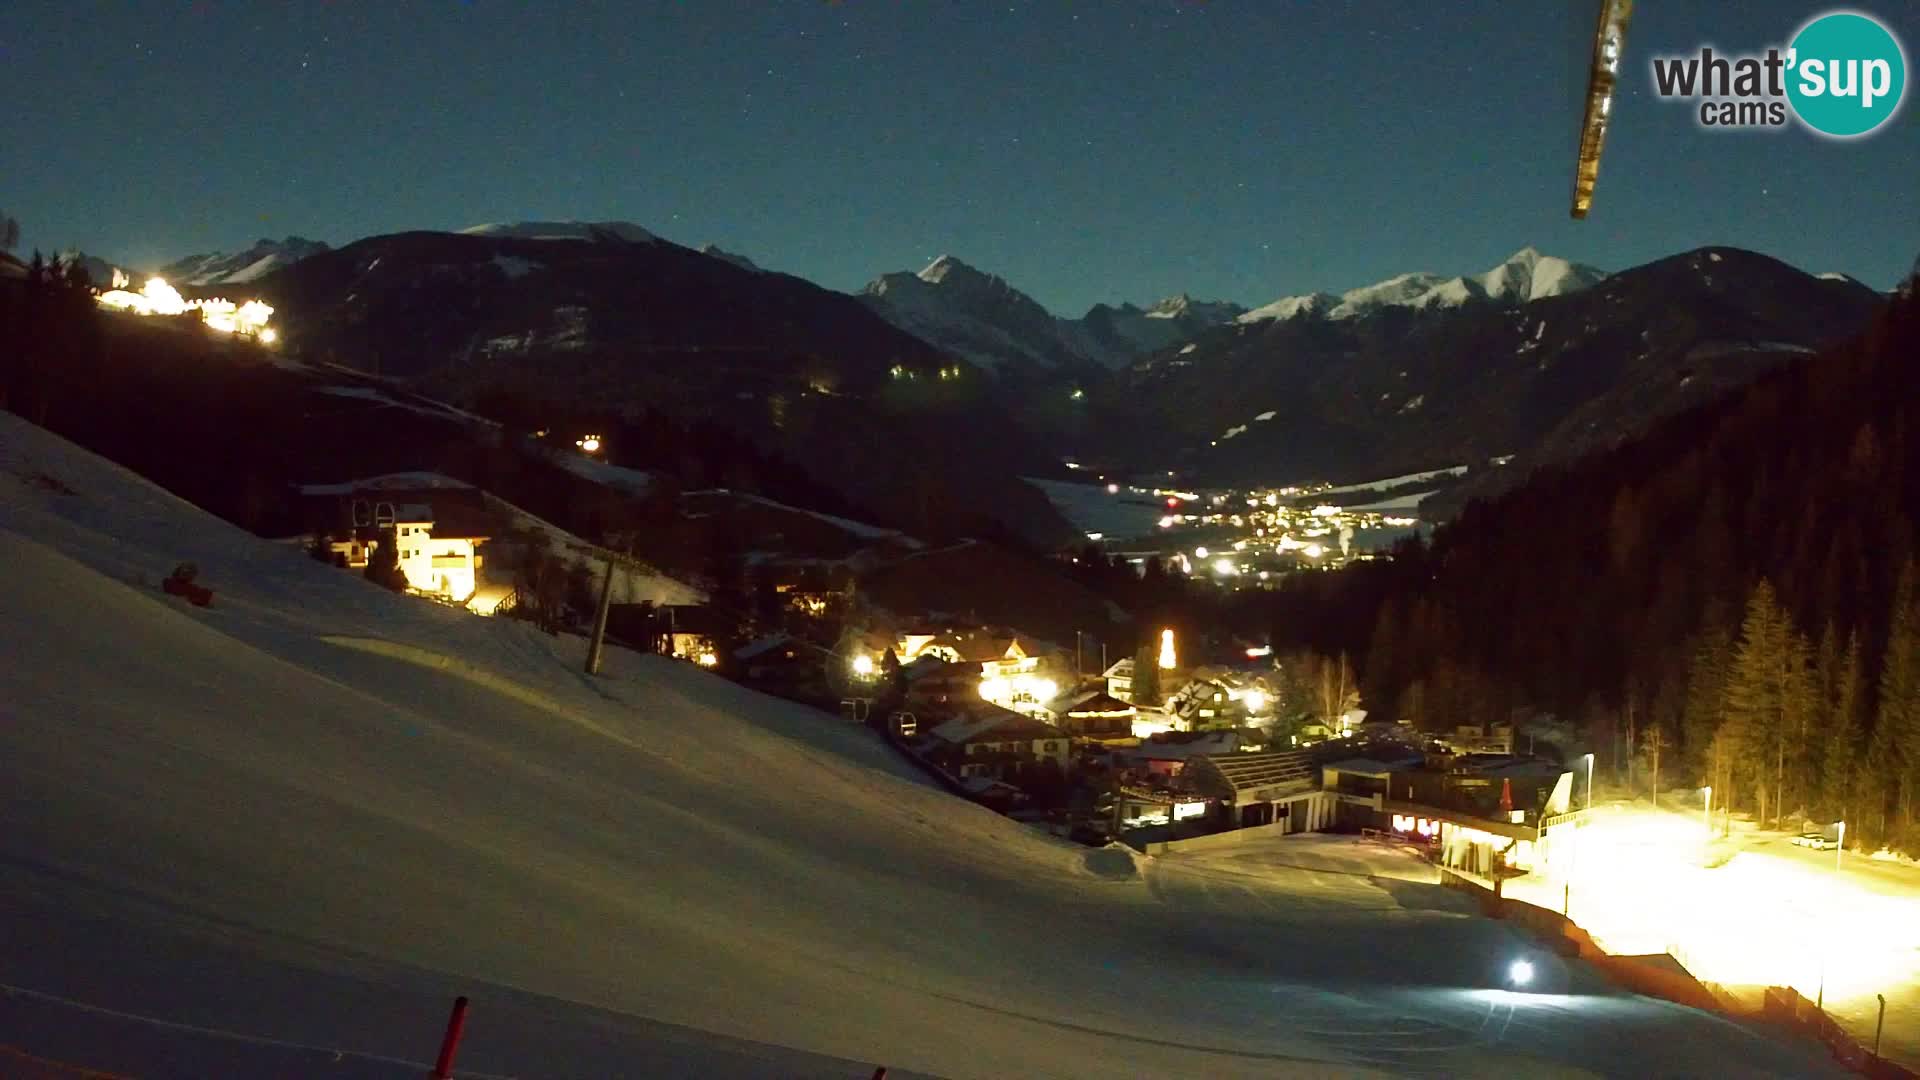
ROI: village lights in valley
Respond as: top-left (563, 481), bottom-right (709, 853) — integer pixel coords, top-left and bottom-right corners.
top-left (576, 435), bottom-right (603, 454)
top-left (96, 276), bottom-right (276, 339)
top-left (697, 652), bottom-right (718, 668)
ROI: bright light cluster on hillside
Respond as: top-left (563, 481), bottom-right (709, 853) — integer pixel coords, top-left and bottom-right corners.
top-left (96, 273), bottom-right (276, 341)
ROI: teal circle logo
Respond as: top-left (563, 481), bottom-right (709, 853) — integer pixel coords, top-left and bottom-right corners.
top-left (1786, 11), bottom-right (1907, 137)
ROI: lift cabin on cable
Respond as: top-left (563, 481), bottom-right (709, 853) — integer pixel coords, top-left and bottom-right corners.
top-left (1572, 0), bottom-right (1635, 219)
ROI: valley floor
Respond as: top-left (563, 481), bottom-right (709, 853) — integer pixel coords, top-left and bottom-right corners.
top-left (0, 413), bottom-right (1843, 1078)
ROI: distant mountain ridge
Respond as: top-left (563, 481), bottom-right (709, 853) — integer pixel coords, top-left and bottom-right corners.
top-left (1086, 245), bottom-right (1886, 491)
top-left (1238, 248), bottom-right (1607, 324)
top-left (243, 227), bottom-right (1080, 550)
top-left (859, 254), bottom-right (1246, 373)
top-left (160, 236), bottom-right (330, 286)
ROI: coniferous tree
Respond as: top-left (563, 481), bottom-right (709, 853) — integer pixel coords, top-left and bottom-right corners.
top-left (1877, 562), bottom-right (1920, 828)
top-left (364, 527), bottom-right (408, 592)
top-left (1724, 580), bottom-right (1815, 824)
top-left (1683, 616), bottom-right (1734, 783)
top-left (1132, 643), bottom-right (1161, 706)
top-left (1824, 631), bottom-right (1865, 828)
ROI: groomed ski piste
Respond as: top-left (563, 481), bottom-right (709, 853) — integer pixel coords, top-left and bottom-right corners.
top-left (0, 413), bottom-right (1841, 1078)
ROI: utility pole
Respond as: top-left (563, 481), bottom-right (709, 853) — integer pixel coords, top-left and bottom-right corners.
top-left (585, 557), bottom-right (616, 675)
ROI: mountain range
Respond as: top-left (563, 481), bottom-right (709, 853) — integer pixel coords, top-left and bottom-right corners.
top-left (160, 236), bottom-right (332, 286)
top-left (241, 224), bottom-right (1078, 549)
top-left (1236, 248), bottom-right (1608, 324)
top-left (859, 254), bottom-right (1247, 374)
top-left (1083, 246), bottom-right (1884, 491)
top-left (121, 221), bottom-right (1897, 543)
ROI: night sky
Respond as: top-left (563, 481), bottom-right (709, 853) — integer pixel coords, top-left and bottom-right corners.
top-left (5, 1), bottom-right (1914, 314)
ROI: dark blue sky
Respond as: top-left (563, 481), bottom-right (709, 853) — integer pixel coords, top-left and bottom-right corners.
top-left (4, 1), bottom-right (1914, 314)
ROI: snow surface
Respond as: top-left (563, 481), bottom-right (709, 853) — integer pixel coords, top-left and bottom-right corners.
top-left (548, 451), bottom-right (656, 499)
top-left (1345, 492), bottom-right (1429, 511)
top-left (1023, 478), bottom-right (1169, 543)
top-left (685, 489), bottom-right (918, 547)
top-left (297, 471), bottom-right (475, 495)
top-left (1238, 248), bottom-right (1606, 325)
top-left (0, 416), bottom-right (1841, 1077)
top-left (1315, 465), bottom-right (1468, 496)
top-left (224, 252), bottom-right (289, 283)
top-left (459, 220), bottom-right (659, 244)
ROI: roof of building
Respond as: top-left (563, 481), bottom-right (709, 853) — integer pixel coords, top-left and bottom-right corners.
top-left (1186, 749), bottom-right (1318, 803)
top-left (1321, 757), bottom-right (1421, 777)
top-left (929, 705), bottom-right (1065, 746)
top-left (1058, 689), bottom-right (1136, 716)
top-left (735, 634), bottom-right (799, 661)
top-left (1120, 731), bottom-right (1241, 761)
top-left (926, 628), bottom-right (1023, 664)
top-left (305, 484), bottom-right (501, 540)
top-left (1102, 657), bottom-right (1135, 680)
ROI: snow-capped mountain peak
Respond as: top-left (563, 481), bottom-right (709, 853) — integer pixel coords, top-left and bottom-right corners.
top-left (1143, 294), bottom-right (1245, 323)
top-left (1239, 248), bottom-right (1606, 325)
top-left (699, 244), bottom-right (761, 273)
top-left (1476, 246), bottom-right (1606, 303)
top-left (917, 253), bottom-right (979, 285)
top-left (1235, 292), bottom-right (1339, 324)
top-left (160, 236), bottom-right (329, 286)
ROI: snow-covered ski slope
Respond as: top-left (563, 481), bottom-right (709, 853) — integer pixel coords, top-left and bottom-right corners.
top-left (0, 414), bottom-right (1838, 1078)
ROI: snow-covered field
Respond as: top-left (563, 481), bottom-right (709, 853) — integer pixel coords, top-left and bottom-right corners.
top-left (1313, 466), bottom-right (1469, 497)
top-left (1023, 478), bottom-right (1168, 541)
top-left (0, 415), bottom-right (1840, 1077)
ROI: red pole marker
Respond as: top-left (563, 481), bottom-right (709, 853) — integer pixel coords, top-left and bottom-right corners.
top-left (432, 996), bottom-right (470, 1079)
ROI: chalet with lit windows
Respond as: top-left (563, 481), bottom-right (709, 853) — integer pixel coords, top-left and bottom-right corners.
top-left (605, 603), bottom-right (737, 663)
top-left (1164, 668), bottom-right (1275, 731)
top-left (734, 633), bottom-right (822, 696)
top-left (1053, 689), bottom-right (1138, 744)
top-left (920, 705), bottom-right (1072, 783)
top-left (1102, 657), bottom-right (1135, 702)
top-left (300, 483), bottom-right (495, 604)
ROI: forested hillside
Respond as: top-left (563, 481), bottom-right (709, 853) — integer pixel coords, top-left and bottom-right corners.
top-left (1267, 273), bottom-right (1920, 851)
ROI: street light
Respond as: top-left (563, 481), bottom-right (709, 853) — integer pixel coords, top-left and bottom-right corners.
top-left (1583, 753), bottom-right (1596, 811)
top-left (1836, 820), bottom-right (1846, 871)
top-left (1702, 785), bottom-right (1713, 836)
